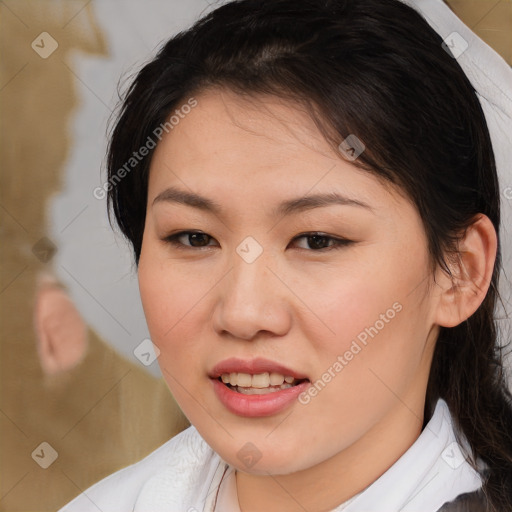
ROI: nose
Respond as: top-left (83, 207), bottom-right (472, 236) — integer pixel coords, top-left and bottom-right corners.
top-left (212, 249), bottom-right (292, 341)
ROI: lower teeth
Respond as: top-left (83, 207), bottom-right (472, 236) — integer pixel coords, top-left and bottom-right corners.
top-left (229, 383), bottom-right (295, 395)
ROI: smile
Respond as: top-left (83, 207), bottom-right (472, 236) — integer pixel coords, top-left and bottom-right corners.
top-left (209, 358), bottom-right (311, 417)
top-left (220, 372), bottom-right (304, 395)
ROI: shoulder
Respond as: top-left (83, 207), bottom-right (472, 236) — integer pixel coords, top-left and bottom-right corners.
top-left (437, 489), bottom-right (487, 512)
top-left (57, 426), bottom-right (213, 512)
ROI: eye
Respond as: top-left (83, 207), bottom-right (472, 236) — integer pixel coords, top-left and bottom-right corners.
top-left (164, 231), bottom-right (218, 249)
top-left (290, 232), bottom-right (353, 251)
top-left (163, 230), bottom-right (353, 252)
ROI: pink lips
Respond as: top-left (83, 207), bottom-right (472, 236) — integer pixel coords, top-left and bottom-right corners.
top-left (209, 357), bottom-right (310, 417)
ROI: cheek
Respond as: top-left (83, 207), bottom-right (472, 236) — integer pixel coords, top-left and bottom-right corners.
top-left (139, 242), bottom-right (198, 333)
top-left (306, 245), bottom-right (432, 376)
top-left (137, 250), bottom-right (215, 381)
top-left (307, 267), bottom-right (414, 341)
top-left (293, 277), bottom-right (430, 452)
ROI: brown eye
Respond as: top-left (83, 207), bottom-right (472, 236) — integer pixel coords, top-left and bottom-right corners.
top-left (291, 232), bottom-right (353, 251)
top-left (165, 231), bottom-right (218, 249)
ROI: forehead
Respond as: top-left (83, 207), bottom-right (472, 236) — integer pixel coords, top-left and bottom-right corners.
top-left (147, 88), bottom-right (404, 212)
top-left (154, 88), bottom-right (334, 165)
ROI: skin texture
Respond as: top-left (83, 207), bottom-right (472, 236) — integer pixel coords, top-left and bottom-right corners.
top-left (137, 88), bottom-right (496, 511)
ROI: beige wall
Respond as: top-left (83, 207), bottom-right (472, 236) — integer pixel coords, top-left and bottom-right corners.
top-left (0, 3), bottom-right (189, 511)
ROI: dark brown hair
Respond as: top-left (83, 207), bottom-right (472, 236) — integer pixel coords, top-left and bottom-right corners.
top-left (106, 0), bottom-right (512, 509)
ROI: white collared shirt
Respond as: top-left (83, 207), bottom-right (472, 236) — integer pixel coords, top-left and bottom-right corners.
top-left (210, 464), bottom-right (362, 511)
top-left (58, 399), bottom-right (482, 512)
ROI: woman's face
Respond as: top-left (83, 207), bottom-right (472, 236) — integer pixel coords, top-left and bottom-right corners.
top-left (138, 88), bottom-right (442, 475)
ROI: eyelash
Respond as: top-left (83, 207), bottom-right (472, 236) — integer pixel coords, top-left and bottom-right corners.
top-left (163, 231), bottom-right (354, 252)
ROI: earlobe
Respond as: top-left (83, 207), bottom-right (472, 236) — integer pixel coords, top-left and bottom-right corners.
top-left (434, 214), bottom-right (497, 328)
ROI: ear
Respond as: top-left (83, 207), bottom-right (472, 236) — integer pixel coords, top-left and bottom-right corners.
top-left (33, 274), bottom-right (89, 375)
top-left (433, 214), bottom-right (497, 328)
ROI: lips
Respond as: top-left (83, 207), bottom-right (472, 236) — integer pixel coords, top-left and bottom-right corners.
top-left (209, 357), bottom-right (311, 417)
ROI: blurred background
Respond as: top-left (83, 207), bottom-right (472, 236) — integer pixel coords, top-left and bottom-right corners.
top-left (0, 1), bottom-right (511, 511)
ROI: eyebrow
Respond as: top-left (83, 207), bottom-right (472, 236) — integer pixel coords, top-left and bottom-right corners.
top-left (152, 186), bottom-right (373, 217)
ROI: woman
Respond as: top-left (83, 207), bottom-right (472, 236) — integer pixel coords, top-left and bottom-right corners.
top-left (59, 0), bottom-right (512, 510)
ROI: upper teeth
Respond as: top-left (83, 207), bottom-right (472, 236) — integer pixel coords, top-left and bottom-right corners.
top-left (221, 372), bottom-right (296, 388)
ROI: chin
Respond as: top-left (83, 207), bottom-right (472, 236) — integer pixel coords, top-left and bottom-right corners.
top-left (230, 456), bottom-right (304, 476)
top-left (212, 436), bottom-right (313, 476)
